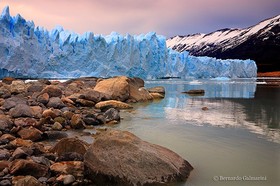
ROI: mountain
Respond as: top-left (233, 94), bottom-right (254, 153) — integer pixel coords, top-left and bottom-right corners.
top-left (0, 6), bottom-right (257, 79)
top-left (167, 15), bottom-right (280, 72)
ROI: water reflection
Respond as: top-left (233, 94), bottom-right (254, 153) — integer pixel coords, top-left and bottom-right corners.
top-left (145, 79), bottom-right (280, 143)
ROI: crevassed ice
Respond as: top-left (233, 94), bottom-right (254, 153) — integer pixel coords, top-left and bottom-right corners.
top-left (0, 6), bottom-right (257, 79)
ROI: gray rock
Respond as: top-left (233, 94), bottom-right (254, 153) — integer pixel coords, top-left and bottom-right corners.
top-left (104, 108), bottom-right (120, 122)
top-left (9, 104), bottom-right (34, 118)
top-left (46, 97), bottom-right (65, 109)
top-left (63, 174), bottom-right (76, 185)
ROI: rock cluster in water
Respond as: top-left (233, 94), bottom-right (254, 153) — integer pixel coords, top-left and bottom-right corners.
top-left (0, 76), bottom-right (193, 185)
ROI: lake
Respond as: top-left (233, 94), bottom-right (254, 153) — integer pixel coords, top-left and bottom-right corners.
top-left (114, 78), bottom-right (280, 186)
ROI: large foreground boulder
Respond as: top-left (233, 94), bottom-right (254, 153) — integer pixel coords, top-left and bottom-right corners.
top-left (84, 130), bottom-right (193, 185)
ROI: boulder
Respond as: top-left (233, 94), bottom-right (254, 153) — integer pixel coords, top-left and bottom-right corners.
top-left (0, 149), bottom-right (10, 160)
top-left (2, 96), bottom-right (27, 110)
top-left (46, 97), bottom-right (65, 109)
top-left (17, 127), bottom-right (43, 141)
top-left (95, 100), bottom-right (133, 109)
top-left (75, 98), bottom-right (95, 107)
top-left (27, 83), bottom-right (44, 93)
top-left (94, 76), bottom-right (129, 101)
top-left (42, 109), bottom-right (57, 118)
top-left (70, 114), bottom-right (85, 129)
top-left (9, 159), bottom-right (49, 178)
top-left (10, 80), bottom-right (26, 94)
top-left (52, 122), bottom-right (63, 131)
top-left (150, 92), bottom-right (165, 99)
top-left (40, 85), bottom-right (63, 98)
top-left (14, 118), bottom-right (38, 127)
top-left (50, 138), bottom-right (89, 156)
top-left (147, 86), bottom-right (165, 95)
top-left (36, 92), bottom-right (49, 104)
top-left (50, 161), bottom-right (84, 178)
top-left (84, 130), bottom-right (193, 185)
top-left (10, 138), bottom-right (33, 148)
top-left (127, 78), bottom-right (153, 102)
top-left (12, 147), bottom-right (33, 159)
top-left (9, 104), bottom-right (34, 118)
top-left (104, 108), bottom-right (120, 122)
top-left (83, 89), bottom-right (107, 102)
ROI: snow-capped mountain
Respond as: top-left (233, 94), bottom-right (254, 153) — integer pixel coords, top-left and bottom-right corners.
top-left (167, 15), bottom-right (280, 72)
top-left (0, 6), bottom-right (257, 79)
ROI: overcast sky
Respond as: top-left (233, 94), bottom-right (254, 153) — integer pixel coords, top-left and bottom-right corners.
top-left (1, 0), bottom-right (279, 38)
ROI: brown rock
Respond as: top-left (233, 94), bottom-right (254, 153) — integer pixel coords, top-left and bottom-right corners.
top-left (84, 130), bottom-right (193, 185)
top-left (127, 78), bottom-right (153, 102)
top-left (51, 138), bottom-right (89, 156)
top-left (10, 138), bottom-right (33, 147)
top-left (10, 80), bottom-right (27, 94)
top-left (75, 98), bottom-right (95, 107)
top-left (2, 96), bottom-right (27, 110)
top-left (0, 149), bottom-right (10, 160)
top-left (183, 89), bottom-right (205, 96)
top-left (12, 147), bottom-right (33, 159)
top-left (150, 92), bottom-right (165, 99)
top-left (0, 114), bottom-right (13, 131)
top-left (50, 161), bottom-right (84, 178)
top-left (42, 109), bottom-right (57, 119)
top-left (147, 86), bottom-right (165, 95)
top-left (83, 89), bottom-right (107, 102)
top-left (0, 133), bottom-right (16, 141)
top-left (17, 127), bottom-right (43, 141)
top-left (2, 77), bottom-right (15, 85)
top-left (14, 118), bottom-right (38, 127)
top-left (94, 76), bottom-right (129, 101)
top-left (30, 106), bottom-right (43, 118)
top-left (13, 175), bottom-right (44, 186)
top-left (0, 160), bottom-right (9, 171)
top-left (27, 83), bottom-right (44, 93)
top-left (95, 100), bottom-right (133, 109)
top-left (40, 85), bottom-right (63, 98)
top-left (51, 122), bottom-right (63, 131)
top-left (37, 92), bottom-right (49, 104)
top-left (70, 114), bottom-right (85, 129)
top-left (9, 159), bottom-right (49, 178)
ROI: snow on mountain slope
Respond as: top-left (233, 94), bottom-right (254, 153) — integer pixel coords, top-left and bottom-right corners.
top-left (167, 15), bottom-right (280, 53)
top-left (167, 15), bottom-right (280, 71)
top-left (0, 6), bottom-right (257, 79)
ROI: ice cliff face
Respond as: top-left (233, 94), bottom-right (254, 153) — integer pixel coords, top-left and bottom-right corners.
top-left (0, 6), bottom-right (257, 79)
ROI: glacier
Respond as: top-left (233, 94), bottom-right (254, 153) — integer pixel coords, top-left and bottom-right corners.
top-left (0, 6), bottom-right (257, 79)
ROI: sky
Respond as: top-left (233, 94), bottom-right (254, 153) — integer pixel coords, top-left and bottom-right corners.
top-left (0, 0), bottom-right (279, 38)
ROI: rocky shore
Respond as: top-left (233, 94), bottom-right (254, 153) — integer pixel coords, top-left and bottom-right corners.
top-left (0, 76), bottom-right (193, 185)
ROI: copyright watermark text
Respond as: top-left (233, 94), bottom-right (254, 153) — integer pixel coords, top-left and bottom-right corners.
top-left (213, 175), bottom-right (267, 182)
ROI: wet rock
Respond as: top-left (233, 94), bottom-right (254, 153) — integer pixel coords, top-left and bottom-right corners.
top-left (70, 114), bottom-right (85, 129)
top-left (36, 92), bottom-right (49, 104)
top-left (183, 89), bottom-right (205, 96)
top-left (13, 175), bottom-right (44, 186)
top-left (9, 104), bottom-right (34, 118)
top-left (50, 161), bottom-right (84, 178)
top-left (52, 122), bottom-right (63, 131)
top-left (46, 97), bottom-right (65, 109)
top-left (147, 86), bottom-right (165, 95)
top-left (96, 114), bottom-right (106, 124)
top-left (84, 130), bottom-right (193, 185)
top-left (128, 78), bottom-right (153, 102)
top-left (94, 76), bottom-right (130, 101)
top-left (51, 138), bottom-right (89, 156)
top-left (83, 114), bottom-right (99, 126)
top-left (150, 92), bottom-right (165, 99)
top-left (95, 100), bottom-right (133, 109)
top-left (9, 159), bottom-right (49, 178)
top-left (56, 152), bottom-right (84, 162)
top-left (43, 131), bottom-right (68, 140)
top-left (17, 127), bottom-right (43, 142)
top-left (40, 85), bottom-right (63, 98)
top-left (104, 108), bottom-right (120, 123)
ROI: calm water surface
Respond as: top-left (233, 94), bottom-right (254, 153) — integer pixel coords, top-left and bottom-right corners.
top-left (114, 79), bottom-right (280, 186)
